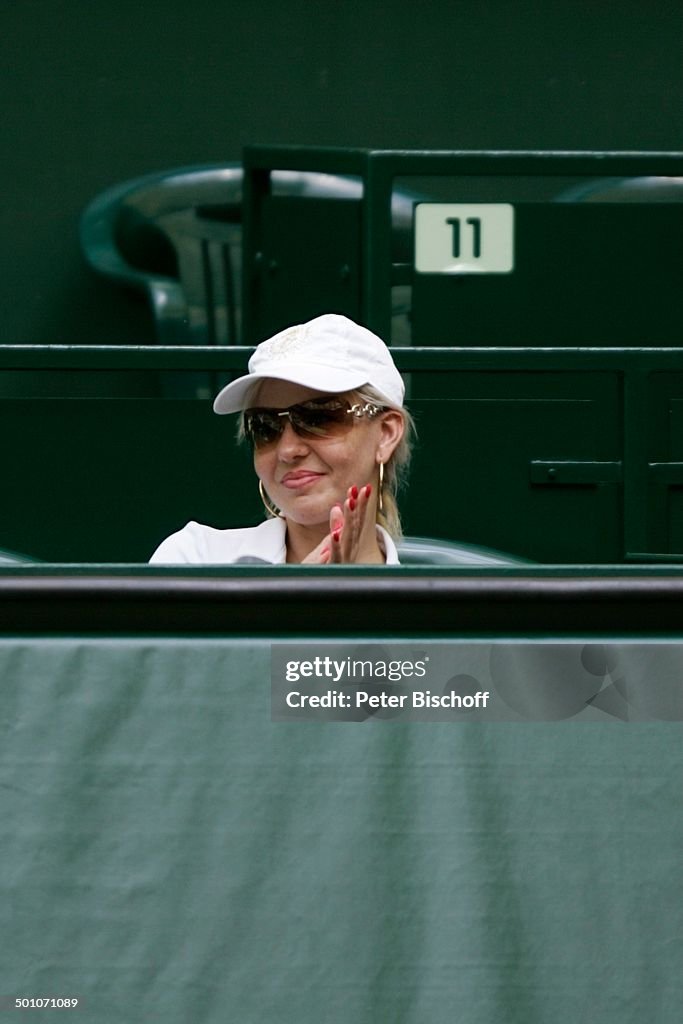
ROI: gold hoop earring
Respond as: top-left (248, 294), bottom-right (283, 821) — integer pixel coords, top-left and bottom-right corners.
top-left (378, 461), bottom-right (384, 514)
top-left (259, 479), bottom-right (284, 519)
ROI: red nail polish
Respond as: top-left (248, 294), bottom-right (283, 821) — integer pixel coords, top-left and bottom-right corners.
top-left (333, 530), bottom-right (341, 543)
top-left (365, 484), bottom-right (372, 496)
top-left (351, 486), bottom-right (359, 499)
top-left (349, 498), bottom-right (356, 511)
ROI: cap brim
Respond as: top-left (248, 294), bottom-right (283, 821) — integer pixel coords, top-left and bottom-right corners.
top-left (213, 364), bottom-right (376, 414)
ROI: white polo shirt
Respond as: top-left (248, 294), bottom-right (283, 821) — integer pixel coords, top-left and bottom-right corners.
top-left (149, 517), bottom-right (400, 565)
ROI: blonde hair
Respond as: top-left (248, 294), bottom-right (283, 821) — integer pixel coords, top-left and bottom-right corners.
top-left (351, 387), bottom-right (415, 541)
top-left (238, 385), bottom-right (416, 540)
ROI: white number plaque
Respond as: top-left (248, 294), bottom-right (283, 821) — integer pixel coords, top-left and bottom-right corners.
top-left (414, 203), bottom-right (515, 274)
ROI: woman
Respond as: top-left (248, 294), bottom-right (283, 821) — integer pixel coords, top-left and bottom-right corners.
top-left (150, 314), bottom-right (413, 565)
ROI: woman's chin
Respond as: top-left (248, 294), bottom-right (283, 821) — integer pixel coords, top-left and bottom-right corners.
top-left (284, 513), bottom-right (329, 531)
top-left (279, 501), bottom-right (331, 530)
top-left (275, 490), bottom-right (331, 523)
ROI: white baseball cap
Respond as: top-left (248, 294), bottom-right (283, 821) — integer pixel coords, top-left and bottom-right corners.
top-left (213, 314), bottom-right (405, 413)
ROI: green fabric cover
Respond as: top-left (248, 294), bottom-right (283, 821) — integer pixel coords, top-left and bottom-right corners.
top-left (1, 639), bottom-right (680, 1023)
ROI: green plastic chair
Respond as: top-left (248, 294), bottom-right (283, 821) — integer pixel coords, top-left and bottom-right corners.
top-left (80, 164), bottom-right (419, 346)
top-left (397, 536), bottom-right (532, 566)
top-left (557, 175), bottom-right (683, 203)
top-left (0, 547), bottom-right (40, 565)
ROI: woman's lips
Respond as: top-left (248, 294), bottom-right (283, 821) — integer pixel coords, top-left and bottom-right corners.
top-left (280, 471), bottom-right (324, 489)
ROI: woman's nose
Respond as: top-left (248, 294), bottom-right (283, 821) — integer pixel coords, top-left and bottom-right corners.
top-left (276, 420), bottom-right (309, 458)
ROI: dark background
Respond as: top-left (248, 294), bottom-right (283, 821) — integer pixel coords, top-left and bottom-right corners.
top-left (2, 0), bottom-right (682, 345)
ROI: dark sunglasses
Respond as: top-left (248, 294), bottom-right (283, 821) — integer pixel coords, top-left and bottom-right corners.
top-left (243, 397), bottom-right (385, 449)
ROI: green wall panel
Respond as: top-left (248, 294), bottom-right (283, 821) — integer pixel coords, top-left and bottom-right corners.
top-left (408, 371), bottom-right (621, 561)
top-left (411, 204), bottom-right (683, 347)
top-left (5, 349), bottom-right (683, 565)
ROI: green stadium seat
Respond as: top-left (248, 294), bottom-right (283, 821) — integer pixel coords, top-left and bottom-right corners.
top-left (397, 536), bottom-right (532, 565)
top-left (80, 164), bottom-right (419, 346)
top-left (0, 546), bottom-right (40, 564)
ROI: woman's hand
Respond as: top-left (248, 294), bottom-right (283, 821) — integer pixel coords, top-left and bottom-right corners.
top-left (300, 484), bottom-right (373, 564)
top-left (329, 484), bottom-right (373, 564)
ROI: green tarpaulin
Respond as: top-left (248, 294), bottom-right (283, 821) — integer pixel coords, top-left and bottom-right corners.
top-left (1, 638), bottom-right (680, 1023)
